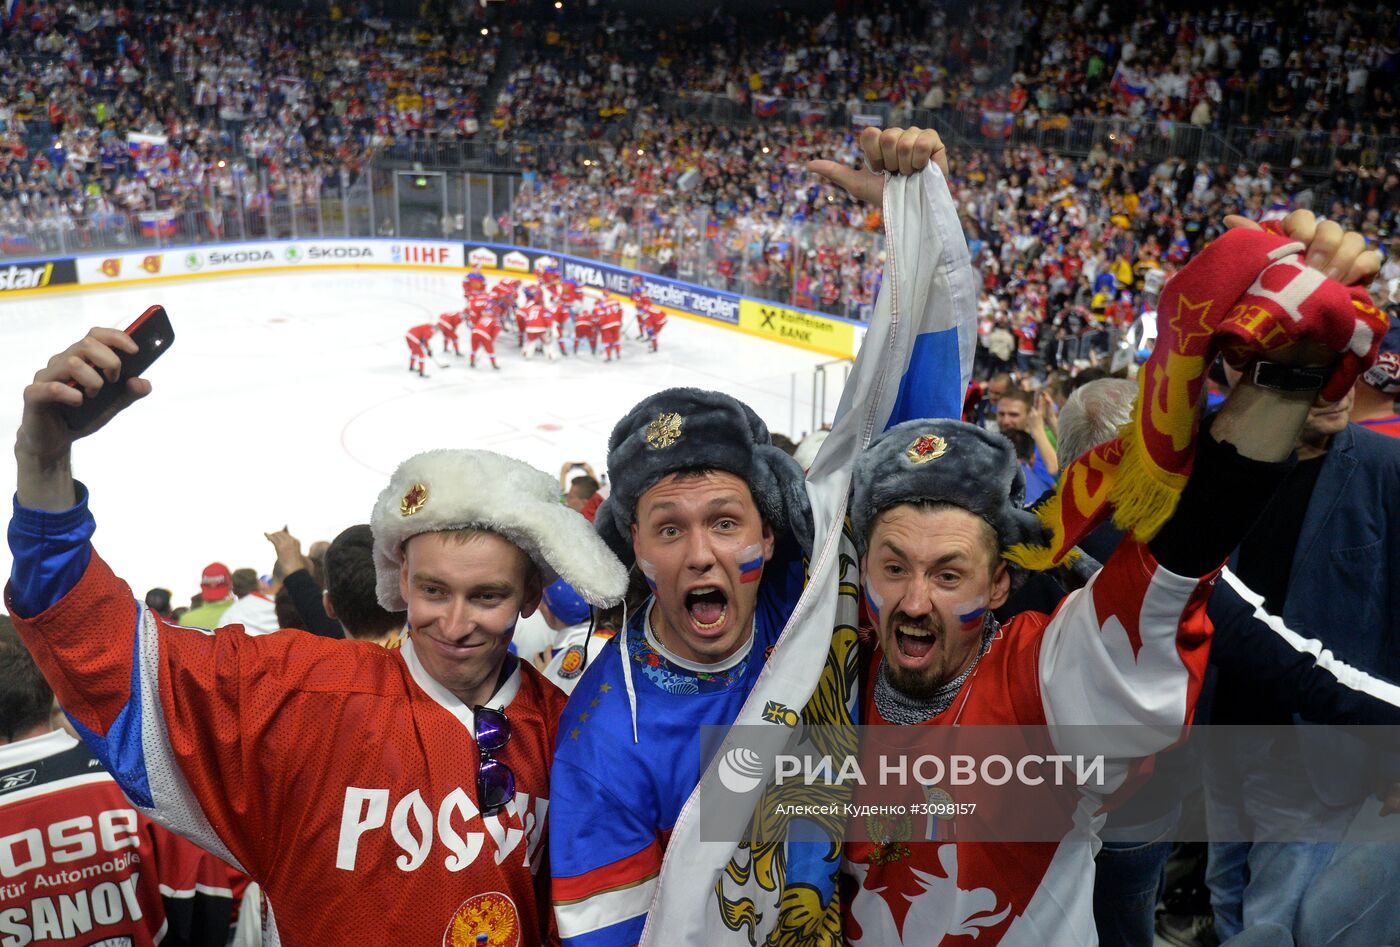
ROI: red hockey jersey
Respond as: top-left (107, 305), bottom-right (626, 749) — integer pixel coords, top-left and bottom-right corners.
top-left (596, 300), bottom-right (623, 331)
top-left (843, 539), bottom-right (1214, 946)
top-left (12, 553), bottom-right (567, 946)
top-left (0, 729), bottom-right (233, 946)
top-left (521, 303), bottom-right (550, 335)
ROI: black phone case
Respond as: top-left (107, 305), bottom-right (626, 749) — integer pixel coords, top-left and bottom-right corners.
top-left (59, 307), bottom-right (175, 431)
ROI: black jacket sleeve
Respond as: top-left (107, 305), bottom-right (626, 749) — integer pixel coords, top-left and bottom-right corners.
top-left (283, 568), bottom-right (342, 639)
top-left (1148, 424), bottom-right (1295, 577)
top-left (1209, 571), bottom-right (1400, 729)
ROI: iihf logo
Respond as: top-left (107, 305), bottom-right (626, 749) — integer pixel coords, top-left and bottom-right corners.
top-left (717, 746), bottom-right (765, 794)
top-left (390, 244), bottom-right (403, 263)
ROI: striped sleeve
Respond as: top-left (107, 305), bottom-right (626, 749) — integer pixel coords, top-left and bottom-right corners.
top-left (550, 757), bottom-right (662, 947)
top-left (1213, 569), bottom-right (1400, 726)
top-left (1037, 538), bottom-right (1215, 760)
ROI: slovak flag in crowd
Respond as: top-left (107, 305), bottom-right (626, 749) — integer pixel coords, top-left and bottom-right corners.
top-left (752, 95), bottom-right (782, 118)
top-left (798, 106), bottom-right (827, 126)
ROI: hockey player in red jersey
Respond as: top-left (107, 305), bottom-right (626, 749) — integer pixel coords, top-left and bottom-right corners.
top-left (405, 322), bottom-right (437, 376)
top-left (494, 278), bottom-right (522, 344)
top-left (638, 300), bottom-right (667, 353)
top-left (0, 629), bottom-right (235, 947)
top-left (520, 290), bottom-right (554, 360)
top-left (437, 310), bottom-right (464, 357)
top-left (573, 297), bottom-right (599, 356)
top-left (7, 327), bottom-right (632, 944)
top-left (597, 297), bottom-right (624, 361)
top-left (462, 268), bottom-right (486, 300)
top-left (630, 279), bottom-right (651, 339)
top-left (468, 293), bottom-right (501, 369)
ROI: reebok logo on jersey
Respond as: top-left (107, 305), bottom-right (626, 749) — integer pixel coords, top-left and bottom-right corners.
top-left (0, 769), bottom-right (36, 793)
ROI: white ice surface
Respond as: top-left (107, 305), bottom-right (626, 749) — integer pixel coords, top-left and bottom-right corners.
top-left (0, 269), bottom-right (842, 621)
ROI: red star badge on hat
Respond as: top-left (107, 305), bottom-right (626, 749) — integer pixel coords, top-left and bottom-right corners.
top-left (906, 433), bottom-right (948, 464)
top-left (400, 482), bottom-right (428, 516)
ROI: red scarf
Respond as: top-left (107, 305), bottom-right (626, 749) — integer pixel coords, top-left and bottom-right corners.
top-left (1008, 224), bottom-right (1389, 570)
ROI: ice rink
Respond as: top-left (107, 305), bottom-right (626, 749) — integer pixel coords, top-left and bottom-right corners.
top-left (0, 269), bottom-right (843, 611)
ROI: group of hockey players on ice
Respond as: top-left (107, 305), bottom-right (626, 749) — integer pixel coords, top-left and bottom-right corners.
top-left (404, 266), bottom-right (668, 377)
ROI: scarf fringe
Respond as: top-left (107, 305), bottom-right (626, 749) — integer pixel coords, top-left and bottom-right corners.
top-left (1106, 399), bottom-right (1192, 542)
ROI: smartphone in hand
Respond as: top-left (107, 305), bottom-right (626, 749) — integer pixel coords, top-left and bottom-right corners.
top-left (59, 305), bottom-right (174, 431)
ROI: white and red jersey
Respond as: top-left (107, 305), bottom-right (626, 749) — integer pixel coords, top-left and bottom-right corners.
top-left (469, 299), bottom-right (500, 339)
top-left (639, 302), bottom-right (667, 333)
top-left (493, 279), bottom-right (521, 304)
top-left (405, 322), bottom-right (435, 354)
top-left (558, 280), bottom-right (582, 306)
top-left (10, 553), bottom-right (566, 945)
top-left (0, 729), bottom-right (234, 946)
top-left (574, 306), bottom-right (597, 336)
top-left (437, 311), bottom-right (463, 336)
top-left (596, 299), bottom-right (623, 334)
top-left (844, 538), bottom-right (1214, 946)
top-left (462, 272), bottom-right (486, 298)
top-left (521, 303), bottom-right (550, 337)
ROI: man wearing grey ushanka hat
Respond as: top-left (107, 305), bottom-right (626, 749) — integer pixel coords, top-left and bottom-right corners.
top-left (550, 386), bottom-right (823, 935)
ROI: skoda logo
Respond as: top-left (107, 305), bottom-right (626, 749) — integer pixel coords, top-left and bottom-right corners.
top-left (285, 245), bottom-right (302, 263)
top-left (184, 252), bottom-right (203, 271)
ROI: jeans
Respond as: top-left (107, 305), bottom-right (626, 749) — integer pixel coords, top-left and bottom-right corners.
top-left (1295, 799), bottom-right (1400, 947)
top-left (1093, 804), bottom-right (1180, 947)
top-left (1203, 731), bottom-right (1352, 940)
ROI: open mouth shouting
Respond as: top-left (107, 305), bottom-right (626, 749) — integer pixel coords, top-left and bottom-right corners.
top-left (684, 585), bottom-right (730, 635)
top-left (893, 620), bottom-right (938, 663)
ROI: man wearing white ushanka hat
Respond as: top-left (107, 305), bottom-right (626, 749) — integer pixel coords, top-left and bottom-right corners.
top-left (7, 326), bottom-right (630, 946)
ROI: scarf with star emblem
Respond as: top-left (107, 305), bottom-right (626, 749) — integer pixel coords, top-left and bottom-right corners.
top-left (1007, 223), bottom-right (1389, 571)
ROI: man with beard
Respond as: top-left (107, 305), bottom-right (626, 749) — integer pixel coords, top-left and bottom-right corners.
top-left (839, 218), bottom-right (1382, 944)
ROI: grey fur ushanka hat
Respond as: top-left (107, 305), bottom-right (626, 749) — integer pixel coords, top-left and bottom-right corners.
top-left (852, 419), bottom-right (1050, 564)
top-left (595, 388), bottom-right (813, 566)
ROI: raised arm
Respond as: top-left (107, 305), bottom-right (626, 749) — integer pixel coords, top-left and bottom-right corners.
top-left (1037, 216), bottom-right (1382, 751)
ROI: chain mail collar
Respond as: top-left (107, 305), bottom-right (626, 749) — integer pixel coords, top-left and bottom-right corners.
top-left (873, 617), bottom-right (997, 725)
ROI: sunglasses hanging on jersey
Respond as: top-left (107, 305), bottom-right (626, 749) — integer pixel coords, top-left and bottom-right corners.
top-left (474, 705), bottom-right (515, 816)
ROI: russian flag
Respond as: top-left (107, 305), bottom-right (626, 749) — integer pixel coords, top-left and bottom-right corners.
top-left (979, 110), bottom-right (1013, 140)
top-left (1111, 66), bottom-right (1148, 98)
top-left (752, 96), bottom-right (781, 119)
top-left (798, 106), bottom-right (826, 126)
top-left (3, 0), bottom-right (21, 27)
top-left (738, 545), bottom-right (764, 584)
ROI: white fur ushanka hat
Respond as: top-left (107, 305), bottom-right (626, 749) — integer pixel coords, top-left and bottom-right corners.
top-left (371, 449), bottom-right (628, 611)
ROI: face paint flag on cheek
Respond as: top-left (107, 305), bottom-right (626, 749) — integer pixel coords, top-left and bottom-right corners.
top-left (737, 543), bottom-right (765, 584)
top-left (955, 599), bottom-right (988, 632)
top-left (863, 582), bottom-right (883, 623)
top-left (639, 559), bottom-right (659, 593)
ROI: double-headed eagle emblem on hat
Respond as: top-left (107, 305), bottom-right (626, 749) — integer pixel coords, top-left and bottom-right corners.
top-left (645, 411), bottom-right (684, 450)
